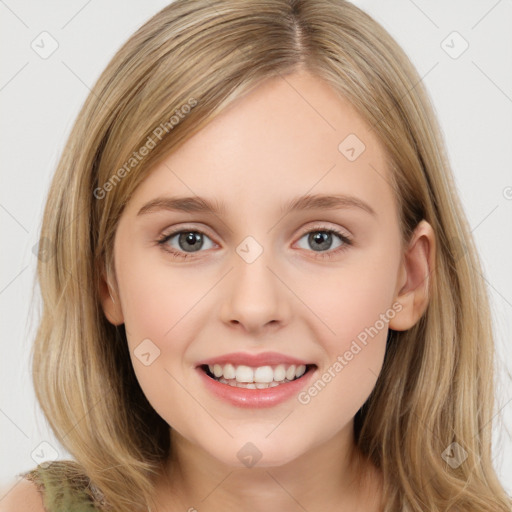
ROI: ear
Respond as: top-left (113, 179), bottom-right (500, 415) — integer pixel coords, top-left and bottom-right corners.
top-left (98, 263), bottom-right (125, 326)
top-left (389, 219), bottom-right (436, 331)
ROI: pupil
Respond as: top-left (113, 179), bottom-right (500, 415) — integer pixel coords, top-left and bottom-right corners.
top-left (310, 232), bottom-right (331, 251)
top-left (180, 232), bottom-right (202, 252)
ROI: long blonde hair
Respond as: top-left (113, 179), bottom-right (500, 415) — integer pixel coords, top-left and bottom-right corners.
top-left (31, 1), bottom-right (511, 510)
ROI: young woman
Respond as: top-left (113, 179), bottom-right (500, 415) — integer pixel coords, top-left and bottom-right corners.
top-left (2, 0), bottom-right (511, 510)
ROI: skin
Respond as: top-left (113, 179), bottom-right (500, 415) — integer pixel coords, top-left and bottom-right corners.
top-left (100, 69), bottom-right (435, 511)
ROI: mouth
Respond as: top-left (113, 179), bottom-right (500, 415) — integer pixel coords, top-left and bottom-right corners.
top-left (199, 363), bottom-right (318, 389)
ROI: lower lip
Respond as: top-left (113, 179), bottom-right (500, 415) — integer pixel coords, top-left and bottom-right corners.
top-left (196, 366), bottom-right (317, 408)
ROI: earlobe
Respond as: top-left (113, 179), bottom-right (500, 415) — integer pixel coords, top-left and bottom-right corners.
top-left (98, 266), bottom-right (125, 326)
top-left (389, 220), bottom-right (436, 331)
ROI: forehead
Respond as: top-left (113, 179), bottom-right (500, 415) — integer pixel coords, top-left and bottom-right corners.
top-left (125, 70), bottom-right (395, 220)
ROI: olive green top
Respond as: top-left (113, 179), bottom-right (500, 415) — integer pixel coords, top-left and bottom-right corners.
top-left (20, 460), bottom-right (105, 511)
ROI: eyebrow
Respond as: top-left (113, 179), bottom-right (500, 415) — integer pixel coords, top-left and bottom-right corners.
top-left (137, 193), bottom-right (376, 217)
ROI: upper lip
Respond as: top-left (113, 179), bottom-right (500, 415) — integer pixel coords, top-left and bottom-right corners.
top-left (196, 351), bottom-right (314, 368)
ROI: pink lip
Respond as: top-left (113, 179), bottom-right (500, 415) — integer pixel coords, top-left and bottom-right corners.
top-left (195, 351), bottom-right (312, 368)
top-left (196, 365), bottom-right (317, 408)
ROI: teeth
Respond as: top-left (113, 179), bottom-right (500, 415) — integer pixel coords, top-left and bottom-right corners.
top-left (254, 366), bottom-right (274, 383)
top-left (295, 364), bottom-right (306, 378)
top-left (218, 378), bottom-right (286, 389)
top-left (223, 363), bottom-right (236, 379)
top-left (236, 365), bottom-right (254, 383)
top-left (206, 362), bottom-right (308, 384)
top-left (273, 364), bottom-right (286, 381)
top-left (285, 365), bottom-right (296, 380)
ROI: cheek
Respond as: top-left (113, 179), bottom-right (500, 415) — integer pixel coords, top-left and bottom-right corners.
top-left (117, 249), bottom-right (205, 342)
top-left (115, 249), bottom-right (215, 421)
top-left (301, 248), bottom-right (398, 352)
top-left (293, 248), bottom-right (398, 415)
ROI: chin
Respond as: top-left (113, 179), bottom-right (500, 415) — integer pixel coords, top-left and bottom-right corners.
top-left (209, 436), bottom-right (306, 470)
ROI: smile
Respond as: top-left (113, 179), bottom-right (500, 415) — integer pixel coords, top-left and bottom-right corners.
top-left (196, 362), bottom-right (318, 408)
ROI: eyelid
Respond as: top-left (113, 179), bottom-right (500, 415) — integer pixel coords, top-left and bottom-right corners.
top-left (297, 221), bottom-right (352, 238)
top-left (159, 223), bottom-right (217, 241)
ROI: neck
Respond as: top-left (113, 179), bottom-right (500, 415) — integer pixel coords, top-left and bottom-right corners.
top-left (152, 422), bottom-right (383, 512)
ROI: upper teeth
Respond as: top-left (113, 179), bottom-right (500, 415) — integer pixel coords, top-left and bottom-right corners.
top-left (208, 363), bottom-right (307, 383)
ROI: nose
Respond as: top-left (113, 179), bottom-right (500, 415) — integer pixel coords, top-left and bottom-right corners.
top-left (219, 245), bottom-right (291, 335)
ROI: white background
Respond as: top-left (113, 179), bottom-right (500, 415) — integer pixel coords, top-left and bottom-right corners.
top-left (1, 0), bottom-right (511, 497)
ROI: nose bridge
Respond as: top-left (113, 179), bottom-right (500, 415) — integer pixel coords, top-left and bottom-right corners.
top-left (219, 234), bottom-right (289, 331)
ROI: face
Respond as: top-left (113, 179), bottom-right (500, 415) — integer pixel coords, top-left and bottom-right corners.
top-left (101, 70), bottom-right (423, 469)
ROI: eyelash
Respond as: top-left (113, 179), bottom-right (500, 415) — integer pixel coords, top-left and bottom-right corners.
top-left (156, 226), bottom-right (353, 261)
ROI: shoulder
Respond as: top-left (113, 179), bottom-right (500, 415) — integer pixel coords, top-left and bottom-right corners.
top-left (0, 477), bottom-right (46, 512)
top-left (0, 460), bottom-right (104, 512)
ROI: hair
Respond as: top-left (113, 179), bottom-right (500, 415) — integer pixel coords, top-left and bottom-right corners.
top-left (30, 0), bottom-right (511, 511)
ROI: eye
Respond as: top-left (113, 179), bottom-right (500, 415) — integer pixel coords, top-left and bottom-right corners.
top-left (157, 229), bottom-right (216, 259)
top-left (295, 227), bottom-right (352, 259)
top-left (156, 225), bottom-right (353, 261)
